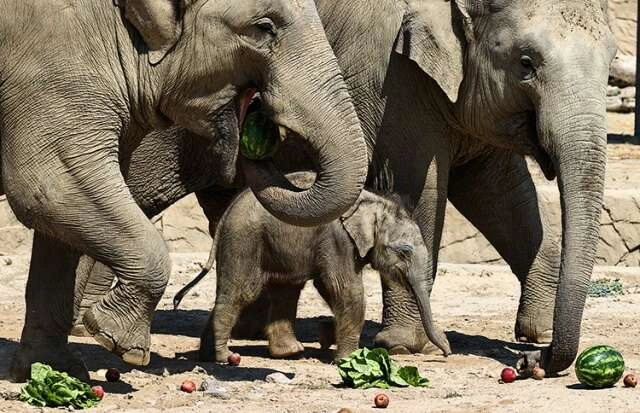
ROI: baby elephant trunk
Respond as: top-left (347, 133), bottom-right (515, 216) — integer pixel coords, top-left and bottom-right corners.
top-left (406, 251), bottom-right (451, 356)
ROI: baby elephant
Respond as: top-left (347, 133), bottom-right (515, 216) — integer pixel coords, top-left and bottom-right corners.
top-left (197, 172), bottom-right (450, 362)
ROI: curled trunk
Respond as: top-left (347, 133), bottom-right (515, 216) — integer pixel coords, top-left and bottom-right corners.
top-left (241, 1), bottom-right (368, 227)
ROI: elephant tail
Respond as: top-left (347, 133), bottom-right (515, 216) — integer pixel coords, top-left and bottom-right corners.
top-left (172, 243), bottom-right (216, 310)
top-left (172, 190), bottom-right (244, 310)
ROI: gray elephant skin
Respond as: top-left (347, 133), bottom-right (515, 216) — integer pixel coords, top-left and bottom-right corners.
top-left (74, 0), bottom-right (616, 376)
top-left (193, 172), bottom-right (450, 362)
top-left (0, 0), bottom-right (368, 382)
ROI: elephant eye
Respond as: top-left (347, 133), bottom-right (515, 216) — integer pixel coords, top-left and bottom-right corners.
top-left (520, 55), bottom-right (536, 81)
top-left (255, 18), bottom-right (276, 37)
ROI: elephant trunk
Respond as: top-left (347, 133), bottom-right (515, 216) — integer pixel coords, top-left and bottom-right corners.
top-left (537, 82), bottom-right (607, 374)
top-left (241, 1), bottom-right (368, 227)
top-left (406, 249), bottom-right (451, 356)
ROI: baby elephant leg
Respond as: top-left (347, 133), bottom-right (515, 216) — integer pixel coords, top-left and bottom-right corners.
top-left (265, 284), bottom-right (305, 358)
top-left (200, 267), bottom-right (263, 362)
top-left (314, 276), bottom-right (365, 360)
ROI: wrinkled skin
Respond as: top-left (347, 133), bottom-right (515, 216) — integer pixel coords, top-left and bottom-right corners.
top-left (0, 0), bottom-right (367, 382)
top-left (195, 172), bottom-right (449, 362)
top-left (75, 0), bottom-right (616, 375)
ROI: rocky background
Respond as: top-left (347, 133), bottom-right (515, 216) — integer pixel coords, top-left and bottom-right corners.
top-left (0, 1), bottom-right (638, 266)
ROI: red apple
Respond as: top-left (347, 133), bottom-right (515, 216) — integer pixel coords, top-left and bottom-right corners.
top-left (180, 380), bottom-right (196, 393)
top-left (374, 393), bottom-right (389, 408)
top-left (227, 352), bottom-right (241, 366)
top-left (500, 367), bottom-right (517, 383)
top-left (105, 367), bottom-right (120, 382)
top-left (624, 373), bottom-right (637, 388)
top-left (91, 385), bottom-right (105, 399)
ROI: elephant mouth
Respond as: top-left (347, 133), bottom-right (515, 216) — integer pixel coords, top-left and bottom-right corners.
top-left (526, 111), bottom-right (556, 181)
top-left (236, 88), bottom-right (259, 132)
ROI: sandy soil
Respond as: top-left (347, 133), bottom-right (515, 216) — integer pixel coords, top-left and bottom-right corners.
top-left (0, 254), bottom-right (638, 413)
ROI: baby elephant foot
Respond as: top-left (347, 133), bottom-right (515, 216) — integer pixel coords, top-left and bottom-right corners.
top-left (83, 305), bottom-right (151, 366)
top-left (10, 341), bottom-right (89, 383)
top-left (269, 337), bottom-right (304, 358)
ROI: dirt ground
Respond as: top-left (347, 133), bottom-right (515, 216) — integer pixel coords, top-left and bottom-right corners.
top-left (0, 113), bottom-right (638, 412)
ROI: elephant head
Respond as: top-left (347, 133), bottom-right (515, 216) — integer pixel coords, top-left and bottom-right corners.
top-left (341, 192), bottom-right (452, 356)
top-left (117, 0), bottom-right (368, 226)
top-left (394, 0), bottom-right (616, 373)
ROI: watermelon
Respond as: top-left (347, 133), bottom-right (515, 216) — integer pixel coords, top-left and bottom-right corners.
top-left (575, 345), bottom-right (625, 388)
top-left (240, 111), bottom-right (280, 160)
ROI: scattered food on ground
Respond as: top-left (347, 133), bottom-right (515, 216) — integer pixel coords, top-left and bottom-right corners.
top-left (623, 373), bottom-right (637, 388)
top-left (105, 367), bottom-right (120, 382)
top-left (500, 367), bottom-right (517, 384)
top-left (374, 393), bottom-right (390, 408)
top-left (227, 352), bottom-right (241, 366)
top-left (180, 380), bottom-right (197, 393)
top-left (575, 345), bottom-right (625, 389)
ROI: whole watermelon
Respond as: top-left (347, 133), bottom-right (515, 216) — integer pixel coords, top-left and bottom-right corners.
top-left (575, 345), bottom-right (624, 388)
top-left (240, 111), bottom-right (280, 160)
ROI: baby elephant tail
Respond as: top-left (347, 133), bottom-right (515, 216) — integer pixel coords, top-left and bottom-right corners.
top-left (173, 241), bottom-right (216, 310)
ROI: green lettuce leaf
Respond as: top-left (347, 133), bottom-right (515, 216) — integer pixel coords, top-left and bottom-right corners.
top-left (19, 363), bottom-right (101, 409)
top-left (337, 347), bottom-right (430, 389)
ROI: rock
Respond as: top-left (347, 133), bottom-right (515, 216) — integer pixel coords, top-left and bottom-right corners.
top-left (620, 86), bottom-right (636, 99)
top-left (265, 372), bottom-right (292, 384)
top-left (607, 85), bottom-right (621, 96)
top-left (191, 365), bottom-right (207, 374)
top-left (610, 53), bottom-right (636, 86)
top-left (607, 95), bottom-right (624, 112)
top-left (200, 377), bottom-right (231, 400)
top-left (162, 368), bottom-right (170, 377)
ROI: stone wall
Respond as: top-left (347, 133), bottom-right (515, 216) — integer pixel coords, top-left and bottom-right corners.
top-left (608, 0), bottom-right (637, 56)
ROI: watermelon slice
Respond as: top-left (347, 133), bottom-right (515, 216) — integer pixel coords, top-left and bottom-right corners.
top-left (575, 345), bottom-right (624, 388)
top-left (240, 110), bottom-right (280, 160)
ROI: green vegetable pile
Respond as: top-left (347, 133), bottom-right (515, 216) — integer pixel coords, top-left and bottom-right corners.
top-left (588, 278), bottom-right (624, 298)
top-left (337, 347), bottom-right (429, 389)
top-left (20, 363), bottom-right (101, 409)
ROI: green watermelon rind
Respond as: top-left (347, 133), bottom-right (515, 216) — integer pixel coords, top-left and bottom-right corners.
top-left (575, 345), bottom-right (624, 388)
top-left (240, 111), bottom-right (279, 160)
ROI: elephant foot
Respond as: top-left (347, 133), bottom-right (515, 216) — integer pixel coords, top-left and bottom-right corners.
top-left (83, 305), bottom-right (151, 366)
top-left (515, 314), bottom-right (553, 344)
top-left (318, 318), bottom-right (335, 350)
top-left (374, 327), bottom-right (428, 355)
top-left (269, 334), bottom-right (304, 358)
top-left (10, 341), bottom-right (89, 383)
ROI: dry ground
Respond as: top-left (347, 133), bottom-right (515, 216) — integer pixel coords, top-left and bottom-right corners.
top-left (0, 113), bottom-right (638, 412)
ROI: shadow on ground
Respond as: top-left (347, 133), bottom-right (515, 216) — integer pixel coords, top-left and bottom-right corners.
top-left (447, 331), bottom-right (540, 365)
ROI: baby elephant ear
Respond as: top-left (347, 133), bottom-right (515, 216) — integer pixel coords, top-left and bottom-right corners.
top-left (341, 197), bottom-right (377, 259)
top-left (394, 0), bottom-right (466, 103)
top-left (114, 0), bottom-right (184, 65)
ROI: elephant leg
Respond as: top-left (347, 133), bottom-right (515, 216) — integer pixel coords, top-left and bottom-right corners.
top-left (314, 276), bottom-right (364, 360)
top-left (10, 233), bottom-right (88, 382)
top-left (264, 284), bottom-right (304, 358)
top-left (374, 154), bottom-right (450, 354)
top-left (448, 149), bottom-right (560, 343)
top-left (71, 258), bottom-right (116, 337)
top-left (200, 267), bottom-right (263, 362)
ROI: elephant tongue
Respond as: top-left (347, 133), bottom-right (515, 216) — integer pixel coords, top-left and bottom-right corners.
top-left (237, 88), bottom-right (258, 131)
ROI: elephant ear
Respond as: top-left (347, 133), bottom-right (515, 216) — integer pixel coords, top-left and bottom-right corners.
top-left (341, 195), bottom-right (378, 259)
top-left (394, 0), bottom-right (466, 103)
top-left (114, 0), bottom-right (184, 65)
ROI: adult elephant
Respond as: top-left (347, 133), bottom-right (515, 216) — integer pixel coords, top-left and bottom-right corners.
top-left (74, 0), bottom-right (616, 376)
top-left (0, 0), bottom-right (368, 381)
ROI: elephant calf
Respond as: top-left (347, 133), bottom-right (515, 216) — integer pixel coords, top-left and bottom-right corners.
top-left (196, 172), bottom-right (451, 362)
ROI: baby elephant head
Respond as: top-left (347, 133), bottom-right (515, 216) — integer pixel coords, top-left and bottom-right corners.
top-left (340, 192), bottom-right (451, 356)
